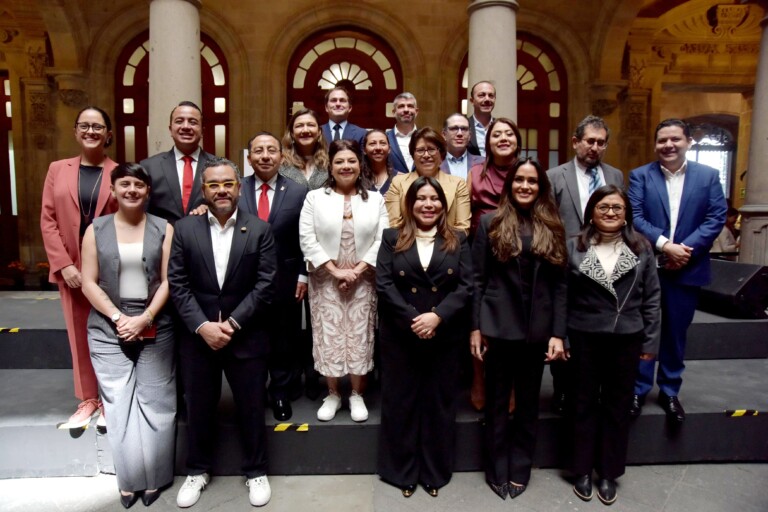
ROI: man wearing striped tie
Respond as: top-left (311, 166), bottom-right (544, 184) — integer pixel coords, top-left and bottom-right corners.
top-left (546, 115), bottom-right (625, 415)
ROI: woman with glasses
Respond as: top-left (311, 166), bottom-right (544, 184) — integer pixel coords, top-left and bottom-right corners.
top-left (80, 163), bottom-right (176, 508)
top-left (471, 158), bottom-right (567, 501)
top-left (280, 108), bottom-right (330, 191)
top-left (361, 129), bottom-right (405, 194)
top-left (567, 185), bottom-right (660, 506)
top-left (385, 127), bottom-right (470, 233)
top-left (41, 106), bottom-right (118, 429)
top-left (465, 117), bottom-right (522, 412)
top-left (299, 140), bottom-right (388, 422)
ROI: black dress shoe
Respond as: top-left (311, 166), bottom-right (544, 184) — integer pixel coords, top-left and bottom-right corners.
top-left (272, 399), bottom-right (293, 421)
top-left (120, 492), bottom-right (140, 509)
top-left (657, 392), bottom-right (685, 423)
top-left (508, 482), bottom-right (527, 499)
top-left (488, 482), bottom-right (507, 500)
top-left (551, 392), bottom-right (567, 415)
top-left (401, 484), bottom-right (416, 498)
top-left (573, 474), bottom-right (593, 501)
top-left (423, 484), bottom-right (438, 497)
top-left (596, 478), bottom-right (617, 505)
top-left (141, 489), bottom-right (161, 506)
top-left (629, 394), bottom-right (644, 418)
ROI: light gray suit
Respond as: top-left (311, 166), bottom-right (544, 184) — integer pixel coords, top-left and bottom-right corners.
top-left (547, 160), bottom-right (624, 237)
top-left (87, 214), bottom-right (176, 492)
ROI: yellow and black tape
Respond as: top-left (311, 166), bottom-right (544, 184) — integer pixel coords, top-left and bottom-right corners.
top-left (725, 410), bottom-right (759, 417)
top-left (0, 328), bottom-right (20, 333)
top-left (274, 423), bottom-right (309, 432)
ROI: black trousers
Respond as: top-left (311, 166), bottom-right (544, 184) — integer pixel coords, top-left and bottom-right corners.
top-left (266, 299), bottom-right (302, 401)
top-left (483, 338), bottom-right (546, 486)
top-left (570, 329), bottom-right (643, 479)
top-left (181, 343), bottom-right (268, 478)
top-left (377, 333), bottom-right (460, 488)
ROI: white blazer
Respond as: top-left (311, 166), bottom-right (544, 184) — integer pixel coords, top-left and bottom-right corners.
top-left (299, 188), bottom-right (389, 270)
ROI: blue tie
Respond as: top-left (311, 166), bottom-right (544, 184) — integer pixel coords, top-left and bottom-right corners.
top-left (588, 167), bottom-right (600, 195)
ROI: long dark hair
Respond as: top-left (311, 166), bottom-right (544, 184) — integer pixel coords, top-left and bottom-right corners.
top-left (488, 157), bottom-right (566, 265)
top-left (325, 139), bottom-right (369, 200)
top-left (482, 117), bottom-right (521, 178)
top-left (76, 106), bottom-right (114, 148)
top-left (361, 129), bottom-right (395, 187)
top-left (576, 184), bottom-right (648, 254)
top-left (395, 176), bottom-right (459, 253)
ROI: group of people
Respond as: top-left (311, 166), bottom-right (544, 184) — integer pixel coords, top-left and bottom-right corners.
top-left (40, 80), bottom-right (727, 509)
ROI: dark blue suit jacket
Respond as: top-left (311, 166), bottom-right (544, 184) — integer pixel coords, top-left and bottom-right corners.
top-left (321, 122), bottom-right (367, 149)
top-left (240, 173), bottom-right (308, 304)
top-left (386, 128), bottom-right (413, 172)
top-left (628, 160), bottom-right (726, 287)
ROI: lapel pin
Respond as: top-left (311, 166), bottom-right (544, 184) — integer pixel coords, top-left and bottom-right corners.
top-left (280, 186), bottom-right (285, 191)
top-left (241, 227), bottom-right (247, 232)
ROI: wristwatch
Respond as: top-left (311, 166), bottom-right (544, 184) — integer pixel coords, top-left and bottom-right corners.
top-left (111, 312), bottom-right (121, 323)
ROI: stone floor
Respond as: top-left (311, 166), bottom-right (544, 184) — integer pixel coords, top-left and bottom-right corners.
top-left (1, 463), bottom-right (767, 511)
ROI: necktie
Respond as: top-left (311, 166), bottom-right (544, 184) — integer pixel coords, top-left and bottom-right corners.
top-left (588, 166), bottom-right (600, 195)
top-left (333, 124), bottom-right (341, 141)
top-left (181, 155), bottom-right (194, 212)
top-left (258, 183), bottom-right (270, 221)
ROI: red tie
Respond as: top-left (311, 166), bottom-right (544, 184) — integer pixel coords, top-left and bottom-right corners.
top-left (258, 183), bottom-right (270, 221)
top-left (181, 155), bottom-right (194, 212)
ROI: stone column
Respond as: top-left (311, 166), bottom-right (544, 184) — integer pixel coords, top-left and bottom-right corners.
top-left (467, 0), bottom-right (519, 121)
top-left (739, 2), bottom-right (768, 265)
top-left (147, 0), bottom-right (202, 156)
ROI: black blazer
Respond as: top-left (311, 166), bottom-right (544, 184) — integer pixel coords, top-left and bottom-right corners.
top-left (467, 115), bottom-right (483, 156)
top-left (566, 238), bottom-right (661, 354)
top-left (168, 211), bottom-right (277, 358)
top-left (141, 147), bottom-right (215, 224)
top-left (376, 228), bottom-right (472, 342)
top-left (240, 174), bottom-right (307, 304)
top-left (471, 213), bottom-right (567, 343)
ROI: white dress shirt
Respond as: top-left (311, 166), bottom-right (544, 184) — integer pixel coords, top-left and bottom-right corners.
top-left (473, 117), bottom-right (493, 157)
top-left (173, 146), bottom-right (202, 188)
top-left (394, 125), bottom-right (416, 170)
top-left (574, 157), bottom-right (606, 218)
top-left (208, 209), bottom-right (238, 289)
top-left (253, 173), bottom-right (278, 210)
top-left (655, 161), bottom-right (688, 250)
top-left (446, 151), bottom-right (470, 180)
top-left (330, 120), bottom-right (348, 141)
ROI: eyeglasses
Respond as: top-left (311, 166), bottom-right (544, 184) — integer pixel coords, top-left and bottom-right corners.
top-left (582, 138), bottom-right (608, 148)
top-left (414, 147), bottom-right (439, 156)
top-left (76, 123), bottom-right (107, 133)
top-left (202, 181), bottom-right (238, 191)
top-left (595, 204), bottom-right (625, 214)
top-left (446, 126), bottom-right (469, 133)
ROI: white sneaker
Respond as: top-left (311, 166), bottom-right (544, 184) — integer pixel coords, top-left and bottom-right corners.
top-left (176, 473), bottom-right (209, 508)
top-left (317, 392), bottom-right (342, 421)
top-left (246, 475), bottom-right (271, 507)
top-left (349, 391), bottom-right (368, 422)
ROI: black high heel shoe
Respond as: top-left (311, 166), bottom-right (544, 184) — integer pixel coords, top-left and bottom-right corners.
top-left (423, 484), bottom-right (439, 497)
top-left (508, 482), bottom-right (527, 499)
top-left (488, 481), bottom-right (508, 500)
top-left (120, 492), bottom-right (140, 509)
top-left (141, 489), bottom-right (161, 506)
top-left (401, 484), bottom-right (417, 498)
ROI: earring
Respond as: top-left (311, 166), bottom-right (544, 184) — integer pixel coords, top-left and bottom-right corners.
top-left (623, 220), bottom-right (628, 226)
top-left (589, 219), bottom-right (593, 225)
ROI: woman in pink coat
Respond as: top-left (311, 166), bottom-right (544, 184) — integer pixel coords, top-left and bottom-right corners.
top-left (40, 106), bottom-right (118, 428)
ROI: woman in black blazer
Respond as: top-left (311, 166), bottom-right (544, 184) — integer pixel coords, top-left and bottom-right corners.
top-left (567, 185), bottom-right (661, 506)
top-left (470, 157), bottom-right (568, 500)
top-left (376, 176), bottom-right (473, 498)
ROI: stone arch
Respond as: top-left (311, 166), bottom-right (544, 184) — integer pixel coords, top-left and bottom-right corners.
top-left (593, 0), bottom-right (645, 81)
top-left (37, 0), bottom-right (88, 70)
top-left (261, 1), bottom-right (426, 133)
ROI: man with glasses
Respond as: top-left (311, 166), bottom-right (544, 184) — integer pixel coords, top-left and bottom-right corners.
top-left (440, 113), bottom-right (485, 180)
top-left (546, 115), bottom-right (624, 415)
top-left (141, 101), bottom-right (216, 224)
top-left (627, 118), bottom-right (726, 423)
top-left (467, 81), bottom-right (496, 157)
top-left (169, 157), bottom-right (277, 508)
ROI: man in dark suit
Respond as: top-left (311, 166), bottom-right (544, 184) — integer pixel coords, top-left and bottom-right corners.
top-left (241, 132), bottom-right (308, 421)
top-left (628, 118), bottom-right (726, 423)
top-left (440, 113), bottom-right (485, 180)
top-left (467, 81), bottom-right (496, 157)
top-left (169, 157), bottom-right (276, 508)
top-left (387, 92), bottom-right (419, 172)
top-left (546, 115), bottom-right (624, 414)
top-left (320, 87), bottom-right (367, 148)
top-left (140, 101), bottom-right (215, 224)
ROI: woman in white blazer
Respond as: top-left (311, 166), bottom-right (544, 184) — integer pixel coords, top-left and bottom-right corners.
top-left (299, 139), bottom-right (389, 423)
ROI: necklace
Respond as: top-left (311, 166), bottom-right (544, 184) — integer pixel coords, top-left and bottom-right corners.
top-left (78, 166), bottom-right (103, 218)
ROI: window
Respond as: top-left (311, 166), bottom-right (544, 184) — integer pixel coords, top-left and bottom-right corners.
top-left (687, 121), bottom-right (736, 199)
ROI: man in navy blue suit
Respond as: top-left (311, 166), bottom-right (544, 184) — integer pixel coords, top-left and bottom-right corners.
top-left (241, 132), bottom-right (308, 421)
top-left (320, 87), bottom-right (367, 149)
top-left (387, 92), bottom-right (419, 172)
top-left (627, 118), bottom-right (726, 423)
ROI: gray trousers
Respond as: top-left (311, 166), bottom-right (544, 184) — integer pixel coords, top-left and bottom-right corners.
top-left (89, 309), bottom-right (176, 492)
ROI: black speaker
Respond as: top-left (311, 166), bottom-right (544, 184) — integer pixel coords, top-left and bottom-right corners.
top-left (699, 260), bottom-right (768, 319)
